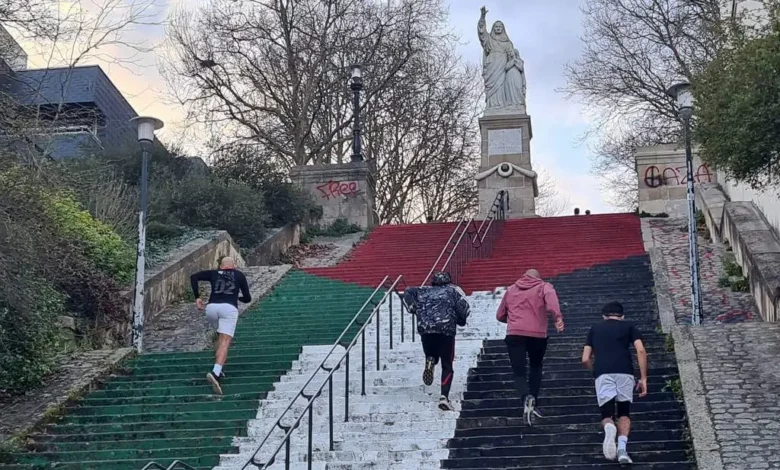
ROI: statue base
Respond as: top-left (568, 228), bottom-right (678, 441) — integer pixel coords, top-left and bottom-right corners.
top-left (476, 113), bottom-right (537, 219)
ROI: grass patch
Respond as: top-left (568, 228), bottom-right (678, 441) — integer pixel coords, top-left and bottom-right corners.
top-left (665, 333), bottom-right (675, 353)
top-left (664, 377), bottom-right (684, 402)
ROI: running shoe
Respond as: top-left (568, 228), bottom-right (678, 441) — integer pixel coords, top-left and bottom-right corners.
top-left (438, 396), bottom-right (454, 411)
top-left (206, 371), bottom-right (223, 395)
top-left (617, 449), bottom-right (633, 464)
top-left (603, 422), bottom-right (618, 460)
top-left (422, 357), bottom-right (435, 386)
top-left (522, 395), bottom-right (536, 426)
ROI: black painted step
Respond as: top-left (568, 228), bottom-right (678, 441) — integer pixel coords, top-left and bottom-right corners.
top-left (446, 256), bottom-right (693, 469)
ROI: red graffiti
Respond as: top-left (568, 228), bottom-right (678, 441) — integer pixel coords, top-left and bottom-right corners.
top-left (316, 180), bottom-right (363, 200)
top-left (643, 164), bottom-right (713, 188)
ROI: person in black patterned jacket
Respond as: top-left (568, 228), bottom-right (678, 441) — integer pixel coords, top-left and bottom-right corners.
top-left (403, 272), bottom-right (471, 410)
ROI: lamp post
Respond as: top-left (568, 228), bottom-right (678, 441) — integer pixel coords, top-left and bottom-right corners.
top-left (350, 65), bottom-right (364, 162)
top-left (667, 81), bottom-right (703, 325)
top-left (129, 116), bottom-right (164, 353)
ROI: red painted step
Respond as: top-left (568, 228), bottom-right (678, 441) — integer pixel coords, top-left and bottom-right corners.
top-left (457, 213), bottom-right (646, 293)
top-left (305, 221), bottom-right (460, 287)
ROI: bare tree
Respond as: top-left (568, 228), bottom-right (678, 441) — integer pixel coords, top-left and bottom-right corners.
top-left (168, 0), bottom-right (482, 224)
top-left (535, 166), bottom-right (570, 217)
top-left (563, 0), bottom-right (737, 210)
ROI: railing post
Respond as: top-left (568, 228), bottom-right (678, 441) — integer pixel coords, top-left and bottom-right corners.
top-left (375, 305), bottom-right (381, 371)
top-left (285, 437), bottom-right (291, 470)
top-left (412, 314), bottom-right (416, 342)
top-left (361, 330), bottom-right (366, 396)
top-left (328, 376), bottom-right (334, 451)
top-left (344, 352), bottom-right (350, 422)
top-left (307, 405), bottom-right (313, 470)
top-left (389, 291), bottom-right (394, 350)
top-left (400, 295), bottom-right (405, 343)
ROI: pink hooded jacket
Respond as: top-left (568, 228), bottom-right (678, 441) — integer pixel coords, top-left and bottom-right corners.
top-left (496, 275), bottom-right (563, 338)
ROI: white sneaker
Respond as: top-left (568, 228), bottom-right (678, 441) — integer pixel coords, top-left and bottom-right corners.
top-left (603, 423), bottom-right (617, 460)
top-left (617, 449), bottom-right (633, 464)
top-left (438, 396), bottom-right (454, 411)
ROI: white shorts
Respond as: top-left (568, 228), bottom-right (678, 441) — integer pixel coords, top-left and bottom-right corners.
top-left (205, 303), bottom-right (239, 337)
top-left (595, 373), bottom-right (635, 407)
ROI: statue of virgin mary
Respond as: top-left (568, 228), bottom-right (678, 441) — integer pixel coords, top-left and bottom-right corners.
top-left (478, 6), bottom-right (527, 114)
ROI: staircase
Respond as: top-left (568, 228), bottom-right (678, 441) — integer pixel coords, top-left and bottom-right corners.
top-left (3, 212), bottom-right (694, 470)
top-left (305, 222), bottom-right (460, 288)
top-left (457, 214), bottom-right (646, 294)
top-left (214, 291), bottom-right (506, 470)
top-left (446, 256), bottom-right (693, 469)
top-left (214, 214), bottom-right (693, 470)
top-left (4, 271), bottom-right (383, 470)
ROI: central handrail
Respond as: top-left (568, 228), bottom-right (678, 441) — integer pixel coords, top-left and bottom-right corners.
top-left (420, 217), bottom-right (468, 287)
top-left (244, 275), bottom-right (409, 470)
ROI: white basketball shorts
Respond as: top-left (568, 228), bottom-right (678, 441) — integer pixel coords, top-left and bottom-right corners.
top-left (205, 303), bottom-right (239, 337)
top-left (595, 373), bottom-right (635, 407)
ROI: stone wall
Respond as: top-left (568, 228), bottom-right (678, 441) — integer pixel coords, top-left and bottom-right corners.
top-left (119, 231), bottom-right (244, 341)
top-left (720, 177), bottom-right (780, 238)
top-left (290, 162), bottom-right (375, 230)
top-left (245, 222), bottom-right (301, 265)
top-left (694, 184), bottom-right (780, 322)
top-left (635, 143), bottom-right (716, 216)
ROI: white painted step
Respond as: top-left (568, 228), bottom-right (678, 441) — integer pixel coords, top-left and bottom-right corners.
top-left (216, 291), bottom-right (504, 470)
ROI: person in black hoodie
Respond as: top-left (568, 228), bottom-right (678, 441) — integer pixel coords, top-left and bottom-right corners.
top-left (190, 256), bottom-right (251, 395)
top-left (403, 272), bottom-right (471, 411)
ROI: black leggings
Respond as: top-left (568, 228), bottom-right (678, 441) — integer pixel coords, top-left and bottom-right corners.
top-left (600, 399), bottom-right (631, 420)
top-left (421, 334), bottom-right (456, 398)
top-left (505, 335), bottom-right (548, 403)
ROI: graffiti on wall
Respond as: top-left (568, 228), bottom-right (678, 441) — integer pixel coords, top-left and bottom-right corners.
top-left (643, 164), bottom-right (713, 188)
top-left (316, 180), bottom-right (364, 200)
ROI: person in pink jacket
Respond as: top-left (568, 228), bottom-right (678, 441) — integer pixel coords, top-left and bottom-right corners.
top-left (496, 269), bottom-right (565, 425)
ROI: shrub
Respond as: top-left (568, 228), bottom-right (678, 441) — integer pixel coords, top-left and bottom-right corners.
top-left (146, 221), bottom-right (186, 240)
top-left (167, 175), bottom-right (269, 248)
top-left (0, 280), bottom-right (66, 393)
top-left (44, 193), bottom-right (136, 285)
top-left (305, 217), bottom-right (362, 239)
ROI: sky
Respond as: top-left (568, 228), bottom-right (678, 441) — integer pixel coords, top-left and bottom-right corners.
top-left (16, 0), bottom-right (614, 214)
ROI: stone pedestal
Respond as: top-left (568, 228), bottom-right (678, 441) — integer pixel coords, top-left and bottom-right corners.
top-left (476, 113), bottom-right (538, 218)
top-left (290, 161), bottom-right (376, 230)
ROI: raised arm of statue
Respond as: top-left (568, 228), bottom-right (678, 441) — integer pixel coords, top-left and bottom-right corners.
top-left (478, 6), bottom-right (488, 47)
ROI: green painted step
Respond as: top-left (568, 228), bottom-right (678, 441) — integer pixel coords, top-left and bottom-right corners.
top-left (6, 270), bottom-right (384, 470)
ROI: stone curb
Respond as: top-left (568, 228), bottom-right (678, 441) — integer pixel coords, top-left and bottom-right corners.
top-left (671, 326), bottom-right (723, 470)
top-left (641, 219), bottom-right (723, 470)
top-left (1, 347), bottom-right (134, 445)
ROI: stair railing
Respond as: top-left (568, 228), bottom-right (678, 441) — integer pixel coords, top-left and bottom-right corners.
top-left (230, 275), bottom-right (411, 470)
top-left (428, 190), bottom-right (508, 285)
top-left (240, 276), bottom-right (414, 470)
top-left (138, 276), bottom-right (393, 470)
top-left (140, 461), bottom-right (197, 470)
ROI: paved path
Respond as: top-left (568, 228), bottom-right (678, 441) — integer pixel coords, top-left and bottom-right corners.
top-left (645, 217), bottom-right (780, 469)
top-left (0, 348), bottom-right (132, 442)
top-left (646, 218), bottom-right (756, 324)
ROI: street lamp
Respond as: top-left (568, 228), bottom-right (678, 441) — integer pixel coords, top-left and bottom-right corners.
top-left (129, 116), bottom-right (164, 352)
top-left (350, 65), bottom-right (364, 162)
top-left (667, 81), bottom-right (703, 325)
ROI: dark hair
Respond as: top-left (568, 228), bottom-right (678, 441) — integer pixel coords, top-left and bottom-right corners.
top-left (602, 301), bottom-right (624, 316)
top-left (432, 271), bottom-right (452, 286)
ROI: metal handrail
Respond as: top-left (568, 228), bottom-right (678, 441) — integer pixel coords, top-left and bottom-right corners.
top-left (420, 217), bottom-right (468, 287)
top-left (242, 275), bottom-right (410, 470)
top-left (139, 277), bottom-right (390, 470)
top-left (140, 461), bottom-right (197, 470)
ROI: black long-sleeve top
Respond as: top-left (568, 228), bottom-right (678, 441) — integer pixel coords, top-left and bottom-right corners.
top-left (190, 269), bottom-right (251, 307)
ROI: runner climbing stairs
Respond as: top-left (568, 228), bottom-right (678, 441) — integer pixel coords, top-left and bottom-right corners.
top-left (2, 271), bottom-right (384, 470)
top-left (446, 256), bottom-right (694, 469)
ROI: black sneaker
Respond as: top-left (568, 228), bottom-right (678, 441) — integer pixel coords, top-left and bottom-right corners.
top-left (206, 371), bottom-right (223, 395)
top-left (523, 395), bottom-right (536, 426)
top-left (422, 358), bottom-right (435, 386)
